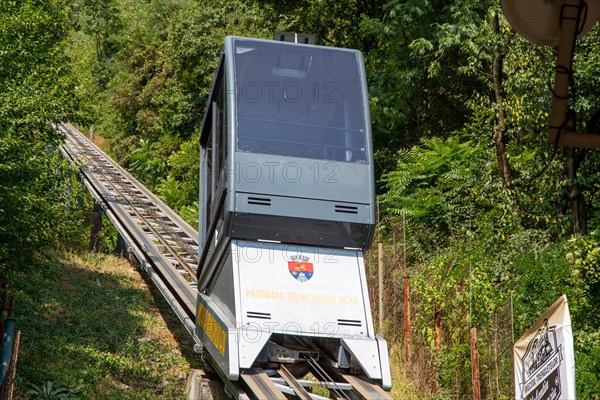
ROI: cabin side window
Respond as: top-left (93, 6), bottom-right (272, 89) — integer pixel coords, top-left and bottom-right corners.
top-left (216, 75), bottom-right (227, 191)
top-left (202, 73), bottom-right (228, 250)
top-left (212, 77), bottom-right (227, 243)
top-left (203, 131), bottom-right (213, 241)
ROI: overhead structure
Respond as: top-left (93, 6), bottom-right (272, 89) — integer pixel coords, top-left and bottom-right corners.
top-left (500, 0), bottom-right (600, 148)
top-left (274, 31), bottom-right (317, 45)
top-left (501, 0), bottom-right (599, 46)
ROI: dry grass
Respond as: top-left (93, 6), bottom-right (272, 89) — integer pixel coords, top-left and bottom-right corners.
top-left (92, 135), bottom-right (107, 149)
top-left (389, 345), bottom-right (431, 400)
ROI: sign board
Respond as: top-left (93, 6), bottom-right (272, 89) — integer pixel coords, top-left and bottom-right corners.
top-left (514, 295), bottom-right (575, 400)
top-left (235, 240), bottom-right (370, 338)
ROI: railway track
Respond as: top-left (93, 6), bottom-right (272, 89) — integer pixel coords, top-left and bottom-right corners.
top-left (59, 123), bottom-right (199, 330)
top-left (59, 123), bottom-right (392, 400)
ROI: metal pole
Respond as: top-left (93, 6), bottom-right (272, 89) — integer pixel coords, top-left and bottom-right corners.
top-left (547, 0), bottom-right (585, 145)
top-left (6, 330), bottom-right (20, 399)
top-left (378, 242), bottom-right (384, 331)
top-left (0, 319), bottom-right (15, 383)
top-left (511, 291), bottom-right (515, 343)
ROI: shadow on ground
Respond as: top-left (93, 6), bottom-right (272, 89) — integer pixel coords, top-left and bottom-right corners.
top-left (10, 252), bottom-right (213, 399)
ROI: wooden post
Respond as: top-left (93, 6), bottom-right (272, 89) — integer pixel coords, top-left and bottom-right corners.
top-left (89, 201), bottom-right (103, 251)
top-left (378, 242), bottom-right (384, 331)
top-left (470, 327), bottom-right (480, 400)
top-left (393, 231), bottom-right (397, 335)
top-left (114, 233), bottom-right (128, 257)
top-left (434, 308), bottom-right (442, 354)
top-left (404, 275), bottom-right (410, 364)
top-left (402, 216), bottom-right (410, 364)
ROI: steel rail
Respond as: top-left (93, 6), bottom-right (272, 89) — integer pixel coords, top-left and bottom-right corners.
top-left (59, 124), bottom-right (198, 317)
top-left (62, 148), bottom-right (200, 336)
top-left (278, 365), bottom-right (313, 400)
top-left (60, 124), bottom-right (198, 280)
top-left (307, 356), bottom-right (352, 400)
top-left (59, 124), bottom-right (252, 400)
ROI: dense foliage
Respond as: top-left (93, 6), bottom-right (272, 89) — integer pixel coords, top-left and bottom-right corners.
top-left (0, 0), bottom-right (87, 284)
top-left (2, 0), bottom-right (599, 397)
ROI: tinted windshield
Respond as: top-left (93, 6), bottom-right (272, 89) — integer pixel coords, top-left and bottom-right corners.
top-left (233, 39), bottom-right (367, 163)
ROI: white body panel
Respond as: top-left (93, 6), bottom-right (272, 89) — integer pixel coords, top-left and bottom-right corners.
top-left (234, 240), bottom-right (372, 338)
top-left (196, 240), bottom-right (389, 383)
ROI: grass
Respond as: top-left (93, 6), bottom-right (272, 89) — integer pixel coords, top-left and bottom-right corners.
top-left (11, 251), bottom-right (204, 399)
top-left (388, 346), bottom-right (430, 400)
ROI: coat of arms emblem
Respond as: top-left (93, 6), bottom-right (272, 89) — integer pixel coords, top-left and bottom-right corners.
top-left (288, 255), bottom-right (313, 283)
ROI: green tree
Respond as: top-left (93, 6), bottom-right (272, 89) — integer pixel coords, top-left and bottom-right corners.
top-left (376, 2), bottom-right (600, 396)
top-left (70, 0), bottom-right (121, 60)
top-left (0, 0), bottom-right (85, 285)
top-left (359, 0), bottom-right (496, 180)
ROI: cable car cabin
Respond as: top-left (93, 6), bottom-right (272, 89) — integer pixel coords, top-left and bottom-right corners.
top-left (199, 36), bottom-right (375, 260)
top-left (195, 37), bottom-right (390, 390)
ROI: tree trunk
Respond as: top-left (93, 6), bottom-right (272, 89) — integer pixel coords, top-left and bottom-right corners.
top-left (434, 308), bottom-right (442, 355)
top-left (89, 201), bottom-right (104, 251)
top-left (492, 13), bottom-right (513, 189)
top-left (564, 147), bottom-right (587, 234)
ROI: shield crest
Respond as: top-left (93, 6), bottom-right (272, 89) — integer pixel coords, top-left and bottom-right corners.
top-left (288, 260), bottom-right (314, 283)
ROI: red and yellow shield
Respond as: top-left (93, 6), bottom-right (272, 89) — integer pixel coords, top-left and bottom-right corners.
top-left (288, 261), bottom-right (314, 283)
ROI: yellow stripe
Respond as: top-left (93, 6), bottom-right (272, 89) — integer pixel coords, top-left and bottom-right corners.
top-left (197, 302), bottom-right (227, 356)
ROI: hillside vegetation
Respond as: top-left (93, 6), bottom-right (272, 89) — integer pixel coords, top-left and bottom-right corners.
top-left (1, 0), bottom-right (599, 399)
top-left (12, 252), bottom-right (204, 399)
